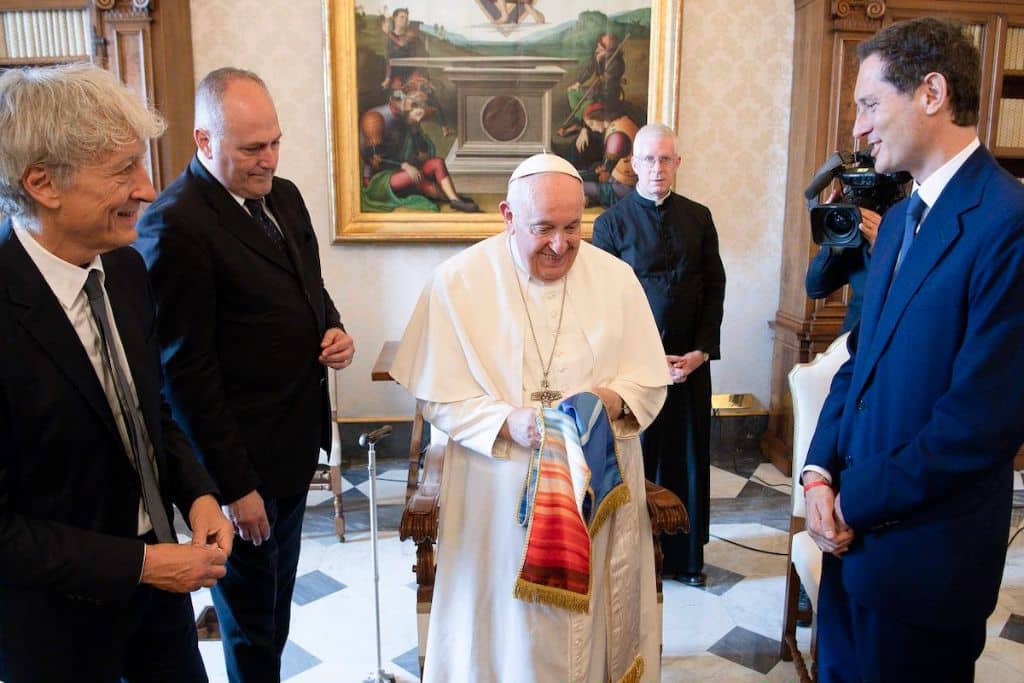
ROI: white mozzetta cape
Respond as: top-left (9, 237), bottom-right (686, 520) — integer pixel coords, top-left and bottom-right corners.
top-left (391, 234), bottom-right (671, 683)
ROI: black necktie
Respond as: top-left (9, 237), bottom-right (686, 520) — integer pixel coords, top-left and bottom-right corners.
top-left (244, 198), bottom-right (286, 252)
top-left (895, 191), bottom-right (926, 276)
top-left (83, 270), bottom-right (175, 543)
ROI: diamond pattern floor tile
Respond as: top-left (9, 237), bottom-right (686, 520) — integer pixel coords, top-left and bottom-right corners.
top-left (281, 640), bottom-right (321, 680)
top-left (292, 570), bottom-right (346, 606)
top-left (1001, 613), bottom-right (1024, 644)
top-left (707, 625), bottom-right (782, 675)
top-left (392, 646), bottom-right (420, 677)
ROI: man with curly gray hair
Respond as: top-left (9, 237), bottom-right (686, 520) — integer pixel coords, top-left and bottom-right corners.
top-left (0, 63), bottom-right (233, 682)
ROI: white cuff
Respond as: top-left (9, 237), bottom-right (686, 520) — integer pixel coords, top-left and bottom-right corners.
top-left (800, 465), bottom-right (832, 486)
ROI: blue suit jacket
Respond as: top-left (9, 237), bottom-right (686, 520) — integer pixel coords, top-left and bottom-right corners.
top-left (806, 146), bottom-right (1024, 627)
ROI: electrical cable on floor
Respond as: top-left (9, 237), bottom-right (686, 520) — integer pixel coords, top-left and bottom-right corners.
top-left (1008, 523), bottom-right (1024, 548)
top-left (750, 475), bottom-right (791, 490)
top-left (710, 533), bottom-right (789, 556)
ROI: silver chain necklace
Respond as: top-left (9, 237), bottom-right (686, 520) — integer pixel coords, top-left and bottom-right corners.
top-left (509, 237), bottom-right (567, 407)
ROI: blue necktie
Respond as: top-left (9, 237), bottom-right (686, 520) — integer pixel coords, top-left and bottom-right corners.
top-left (895, 191), bottom-right (926, 275)
top-left (245, 198), bottom-right (286, 253)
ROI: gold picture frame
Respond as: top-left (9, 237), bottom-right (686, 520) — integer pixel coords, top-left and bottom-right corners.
top-left (325, 0), bottom-right (683, 242)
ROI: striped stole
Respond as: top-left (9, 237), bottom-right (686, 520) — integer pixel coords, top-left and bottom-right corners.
top-left (514, 392), bottom-right (630, 612)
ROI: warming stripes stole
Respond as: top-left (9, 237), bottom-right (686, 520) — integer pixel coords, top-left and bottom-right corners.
top-left (514, 392), bottom-right (630, 613)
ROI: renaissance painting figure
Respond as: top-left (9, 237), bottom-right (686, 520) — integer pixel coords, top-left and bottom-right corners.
top-left (359, 88), bottom-right (478, 213)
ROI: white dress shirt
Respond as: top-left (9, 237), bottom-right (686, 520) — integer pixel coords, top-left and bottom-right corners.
top-left (14, 226), bottom-right (154, 534)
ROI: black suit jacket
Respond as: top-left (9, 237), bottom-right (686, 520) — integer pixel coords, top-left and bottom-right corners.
top-left (0, 221), bottom-right (216, 663)
top-left (593, 190), bottom-right (726, 359)
top-left (135, 157), bottom-right (342, 503)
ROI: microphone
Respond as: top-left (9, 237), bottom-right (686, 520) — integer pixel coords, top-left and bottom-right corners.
top-left (358, 425), bottom-right (393, 447)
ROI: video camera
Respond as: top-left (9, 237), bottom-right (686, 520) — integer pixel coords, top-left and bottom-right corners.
top-left (804, 151), bottom-right (912, 248)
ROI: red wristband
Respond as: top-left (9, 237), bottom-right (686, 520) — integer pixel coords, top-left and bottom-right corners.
top-left (803, 479), bottom-right (831, 494)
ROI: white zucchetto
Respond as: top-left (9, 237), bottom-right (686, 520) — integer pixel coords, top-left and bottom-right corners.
top-left (508, 153), bottom-right (583, 186)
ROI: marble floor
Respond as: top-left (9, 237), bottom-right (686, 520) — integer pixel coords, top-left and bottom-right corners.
top-left (188, 447), bottom-right (1024, 682)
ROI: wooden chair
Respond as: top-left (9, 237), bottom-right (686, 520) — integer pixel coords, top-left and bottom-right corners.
top-left (399, 412), bottom-right (689, 673)
top-left (779, 332), bottom-right (850, 683)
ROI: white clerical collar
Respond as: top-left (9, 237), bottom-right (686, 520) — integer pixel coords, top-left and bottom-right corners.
top-left (913, 137), bottom-right (980, 210)
top-left (13, 223), bottom-right (103, 311)
top-left (635, 188), bottom-right (671, 206)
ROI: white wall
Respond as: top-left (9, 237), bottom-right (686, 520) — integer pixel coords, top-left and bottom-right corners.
top-left (189, 0), bottom-right (793, 416)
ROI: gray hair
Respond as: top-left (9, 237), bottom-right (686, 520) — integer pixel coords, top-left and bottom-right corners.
top-left (0, 63), bottom-right (165, 218)
top-left (195, 67), bottom-right (268, 136)
top-left (634, 122), bottom-right (679, 150)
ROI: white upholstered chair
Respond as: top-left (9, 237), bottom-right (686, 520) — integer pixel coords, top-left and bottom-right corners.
top-left (779, 332), bottom-right (850, 681)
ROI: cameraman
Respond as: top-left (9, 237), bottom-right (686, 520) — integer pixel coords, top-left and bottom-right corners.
top-left (805, 186), bottom-right (883, 331)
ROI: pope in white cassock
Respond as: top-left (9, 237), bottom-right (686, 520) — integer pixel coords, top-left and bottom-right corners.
top-left (390, 154), bottom-right (671, 683)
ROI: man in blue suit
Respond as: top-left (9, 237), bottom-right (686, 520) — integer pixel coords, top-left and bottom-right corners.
top-left (803, 17), bottom-right (1024, 682)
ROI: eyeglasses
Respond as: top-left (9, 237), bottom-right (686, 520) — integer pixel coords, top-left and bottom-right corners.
top-left (636, 155), bottom-right (679, 167)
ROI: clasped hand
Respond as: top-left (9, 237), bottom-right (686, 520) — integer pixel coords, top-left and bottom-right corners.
top-left (804, 477), bottom-right (855, 557)
top-left (140, 494), bottom-right (232, 593)
top-left (319, 327), bottom-right (355, 369)
top-left (666, 351), bottom-right (705, 383)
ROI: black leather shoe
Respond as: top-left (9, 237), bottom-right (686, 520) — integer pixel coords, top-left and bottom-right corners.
top-left (796, 583), bottom-right (813, 627)
top-left (679, 572), bottom-right (707, 587)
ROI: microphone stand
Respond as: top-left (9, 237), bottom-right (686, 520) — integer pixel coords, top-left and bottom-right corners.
top-left (359, 425), bottom-right (397, 683)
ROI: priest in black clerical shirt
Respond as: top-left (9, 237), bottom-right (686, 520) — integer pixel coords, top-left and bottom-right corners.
top-left (593, 123), bottom-right (727, 586)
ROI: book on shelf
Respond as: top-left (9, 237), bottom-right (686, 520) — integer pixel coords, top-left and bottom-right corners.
top-left (58, 11), bottom-right (69, 57)
top-left (0, 14), bottom-right (9, 59)
top-left (1007, 27), bottom-right (1024, 72)
top-left (1009, 27), bottom-right (1024, 71)
top-left (997, 98), bottom-right (1024, 148)
top-left (72, 9), bottom-right (87, 57)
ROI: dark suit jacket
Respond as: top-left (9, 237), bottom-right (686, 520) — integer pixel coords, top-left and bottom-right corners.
top-left (806, 146), bottom-right (1024, 627)
top-left (135, 157), bottom-right (342, 503)
top-left (805, 241), bottom-right (871, 333)
top-left (0, 221), bottom-right (216, 666)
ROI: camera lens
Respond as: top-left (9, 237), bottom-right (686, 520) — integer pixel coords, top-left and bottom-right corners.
top-left (825, 209), bottom-right (855, 236)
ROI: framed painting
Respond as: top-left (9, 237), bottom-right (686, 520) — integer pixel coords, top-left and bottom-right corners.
top-left (326, 0), bottom-right (683, 241)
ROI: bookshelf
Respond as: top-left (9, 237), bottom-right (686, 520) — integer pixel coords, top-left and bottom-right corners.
top-left (0, 5), bottom-right (92, 65)
top-left (0, 1), bottom-right (196, 192)
top-left (993, 20), bottom-right (1024, 177)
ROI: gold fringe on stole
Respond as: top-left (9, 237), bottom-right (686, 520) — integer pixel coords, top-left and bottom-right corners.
top-left (613, 655), bottom-right (645, 683)
top-left (588, 483), bottom-right (630, 536)
top-left (513, 578), bottom-right (590, 614)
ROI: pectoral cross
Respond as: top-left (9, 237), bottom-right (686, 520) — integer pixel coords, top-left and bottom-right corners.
top-left (530, 378), bottom-right (563, 408)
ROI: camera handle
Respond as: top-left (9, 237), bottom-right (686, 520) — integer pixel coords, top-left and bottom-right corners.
top-left (804, 151), bottom-right (855, 206)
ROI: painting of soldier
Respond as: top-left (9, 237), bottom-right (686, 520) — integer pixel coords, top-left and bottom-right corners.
top-left (567, 101), bottom-right (639, 207)
top-left (350, 0), bottom-right (653, 218)
top-left (565, 33), bottom-right (627, 124)
top-left (359, 86), bottom-right (479, 213)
